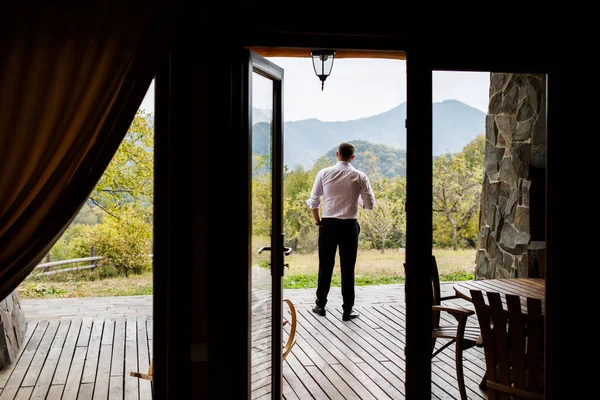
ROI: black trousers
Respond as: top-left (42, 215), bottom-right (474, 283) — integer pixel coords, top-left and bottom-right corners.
top-left (315, 218), bottom-right (360, 313)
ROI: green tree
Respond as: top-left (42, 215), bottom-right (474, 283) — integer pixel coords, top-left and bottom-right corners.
top-left (45, 110), bottom-right (155, 270)
top-left (359, 176), bottom-right (406, 250)
top-left (360, 198), bottom-right (393, 253)
top-left (88, 109), bottom-right (154, 221)
top-left (72, 209), bottom-right (152, 277)
top-left (283, 165), bottom-right (317, 252)
top-left (432, 135), bottom-right (484, 250)
top-left (252, 155), bottom-right (272, 236)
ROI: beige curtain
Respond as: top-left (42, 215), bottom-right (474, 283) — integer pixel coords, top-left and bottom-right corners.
top-left (0, 0), bottom-right (166, 300)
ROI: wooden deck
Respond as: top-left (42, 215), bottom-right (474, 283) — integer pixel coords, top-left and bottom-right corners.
top-left (252, 289), bottom-right (488, 399)
top-left (2, 284), bottom-right (488, 399)
top-left (0, 317), bottom-right (152, 400)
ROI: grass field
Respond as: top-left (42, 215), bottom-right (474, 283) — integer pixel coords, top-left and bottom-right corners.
top-left (280, 247), bottom-right (476, 277)
top-left (277, 247), bottom-right (477, 288)
top-left (17, 247), bottom-right (477, 299)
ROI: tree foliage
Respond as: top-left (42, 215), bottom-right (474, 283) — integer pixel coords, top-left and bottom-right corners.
top-left (360, 198), bottom-right (394, 253)
top-left (88, 109), bottom-right (154, 222)
top-left (50, 124), bottom-right (484, 279)
top-left (72, 209), bottom-right (152, 277)
top-left (46, 110), bottom-right (155, 275)
top-left (432, 135), bottom-right (484, 249)
top-left (283, 165), bottom-right (318, 252)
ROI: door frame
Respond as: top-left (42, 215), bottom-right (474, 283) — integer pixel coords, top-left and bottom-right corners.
top-left (421, 48), bottom-right (557, 399)
top-left (247, 50), bottom-right (286, 398)
top-left (154, 31), bottom-right (557, 399)
top-left (243, 41), bottom-right (434, 398)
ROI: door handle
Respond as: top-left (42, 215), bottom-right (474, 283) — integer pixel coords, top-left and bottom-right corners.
top-left (257, 246), bottom-right (293, 255)
top-left (257, 246), bottom-right (292, 276)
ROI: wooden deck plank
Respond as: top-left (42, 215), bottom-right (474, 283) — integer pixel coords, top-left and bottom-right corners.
top-left (308, 308), bottom-right (406, 398)
top-left (335, 305), bottom-right (464, 400)
top-left (92, 342), bottom-right (112, 400)
top-left (46, 384), bottom-right (65, 399)
top-left (373, 303), bottom-right (488, 399)
top-left (363, 304), bottom-right (467, 399)
top-left (111, 319), bottom-right (126, 377)
top-left (381, 302), bottom-right (488, 398)
top-left (283, 352), bottom-right (325, 399)
top-left (298, 308), bottom-right (398, 399)
top-left (76, 319), bottom-right (94, 348)
top-left (13, 386), bottom-right (33, 400)
top-left (124, 319), bottom-right (139, 400)
top-left (81, 319), bottom-right (104, 383)
top-left (108, 376), bottom-right (124, 400)
top-left (145, 320), bottom-right (152, 341)
top-left (52, 320), bottom-right (72, 349)
top-left (22, 319), bottom-right (60, 387)
top-left (136, 317), bottom-right (152, 400)
top-left (61, 346), bottom-right (87, 400)
top-left (0, 321), bottom-right (49, 400)
top-left (102, 319), bottom-right (114, 346)
top-left (30, 319), bottom-right (71, 400)
top-left (0, 321), bottom-right (37, 389)
top-left (30, 346), bottom-right (63, 399)
top-left (288, 323), bottom-right (354, 398)
top-left (77, 382), bottom-right (94, 400)
top-left (281, 375), bottom-right (300, 400)
top-left (284, 341), bottom-right (336, 397)
top-left (53, 319), bottom-right (83, 385)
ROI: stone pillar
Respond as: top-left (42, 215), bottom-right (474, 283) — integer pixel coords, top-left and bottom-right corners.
top-left (0, 289), bottom-right (27, 365)
top-left (475, 73), bottom-right (546, 279)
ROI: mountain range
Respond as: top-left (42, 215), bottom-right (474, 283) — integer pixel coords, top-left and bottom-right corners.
top-left (252, 99), bottom-right (486, 171)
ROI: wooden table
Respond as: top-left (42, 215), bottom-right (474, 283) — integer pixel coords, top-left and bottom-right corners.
top-left (453, 278), bottom-right (545, 314)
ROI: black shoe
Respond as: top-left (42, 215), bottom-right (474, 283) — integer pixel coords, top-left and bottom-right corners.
top-left (312, 305), bottom-right (326, 317)
top-left (342, 312), bottom-right (359, 321)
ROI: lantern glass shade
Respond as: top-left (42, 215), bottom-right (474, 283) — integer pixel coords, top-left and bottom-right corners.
top-left (311, 49), bottom-right (335, 89)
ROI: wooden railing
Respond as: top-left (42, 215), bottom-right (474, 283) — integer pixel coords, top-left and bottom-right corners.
top-left (34, 256), bottom-right (103, 276)
top-left (34, 249), bottom-right (153, 276)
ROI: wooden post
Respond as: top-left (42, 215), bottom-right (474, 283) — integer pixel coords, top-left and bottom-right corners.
top-left (91, 246), bottom-right (97, 270)
top-left (44, 254), bottom-right (51, 272)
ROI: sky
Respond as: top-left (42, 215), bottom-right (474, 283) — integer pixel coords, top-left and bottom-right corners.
top-left (139, 58), bottom-right (491, 122)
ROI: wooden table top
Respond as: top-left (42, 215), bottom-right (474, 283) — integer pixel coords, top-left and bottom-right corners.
top-left (453, 278), bottom-right (545, 314)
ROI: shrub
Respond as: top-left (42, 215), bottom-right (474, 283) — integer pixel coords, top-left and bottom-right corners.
top-left (48, 223), bottom-right (89, 261)
top-left (72, 210), bottom-right (152, 277)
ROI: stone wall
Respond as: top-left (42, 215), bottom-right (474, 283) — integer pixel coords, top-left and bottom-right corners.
top-left (475, 73), bottom-right (546, 279)
top-left (0, 289), bottom-right (27, 365)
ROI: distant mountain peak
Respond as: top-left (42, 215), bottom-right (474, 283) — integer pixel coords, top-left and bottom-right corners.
top-left (252, 99), bottom-right (486, 170)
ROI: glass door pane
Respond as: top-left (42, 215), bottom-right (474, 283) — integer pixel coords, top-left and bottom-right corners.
top-left (248, 51), bottom-right (285, 399)
top-left (251, 71), bottom-right (274, 398)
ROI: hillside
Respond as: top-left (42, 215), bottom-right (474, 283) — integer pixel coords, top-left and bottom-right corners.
top-left (320, 141), bottom-right (406, 178)
top-left (252, 99), bottom-right (485, 171)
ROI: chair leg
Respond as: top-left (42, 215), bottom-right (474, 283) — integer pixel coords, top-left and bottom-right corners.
top-left (454, 346), bottom-right (467, 400)
top-left (479, 372), bottom-right (487, 390)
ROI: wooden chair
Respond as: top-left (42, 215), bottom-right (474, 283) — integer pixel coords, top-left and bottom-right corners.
top-left (282, 298), bottom-right (297, 361)
top-left (406, 256), bottom-right (482, 400)
top-left (470, 289), bottom-right (544, 400)
top-left (130, 358), bottom-right (153, 381)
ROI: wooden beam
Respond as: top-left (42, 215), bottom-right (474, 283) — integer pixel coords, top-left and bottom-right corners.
top-left (247, 46), bottom-right (406, 60)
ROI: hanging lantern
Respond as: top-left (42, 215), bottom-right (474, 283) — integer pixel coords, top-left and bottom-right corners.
top-left (311, 49), bottom-right (336, 91)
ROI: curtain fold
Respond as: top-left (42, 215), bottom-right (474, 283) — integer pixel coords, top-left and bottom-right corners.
top-left (0, 0), bottom-right (166, 300)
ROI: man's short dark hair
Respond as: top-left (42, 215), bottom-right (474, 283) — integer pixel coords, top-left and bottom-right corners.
top-left (338, 142), bottom-right (355, 160)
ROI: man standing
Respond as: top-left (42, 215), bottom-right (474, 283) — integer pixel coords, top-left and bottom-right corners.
top-left (306, 142), bottom-right (376, 321)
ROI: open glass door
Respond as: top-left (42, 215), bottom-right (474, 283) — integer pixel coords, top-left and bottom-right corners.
top-left (244, 49), bottom-right (286, 399)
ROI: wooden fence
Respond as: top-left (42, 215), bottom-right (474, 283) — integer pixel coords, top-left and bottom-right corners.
top-left (34, 247), bottom-right (102, 276)
top-left (33, 249), bottom-right (153, 276)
